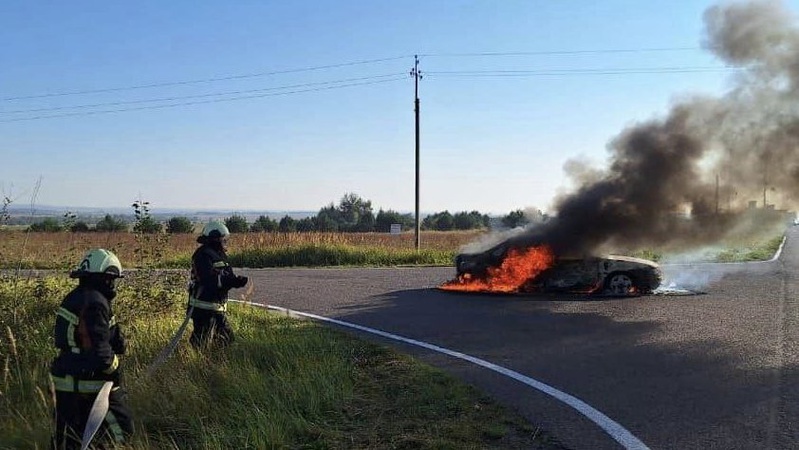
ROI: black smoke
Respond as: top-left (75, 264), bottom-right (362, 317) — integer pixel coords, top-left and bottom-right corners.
top-left (508, 0), bottom-right (799, 257)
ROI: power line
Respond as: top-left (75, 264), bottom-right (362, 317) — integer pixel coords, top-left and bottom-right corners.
top-left (1, 55), bottom-right (412, 102)
top-left (1, 48), bottom-right (714, 102)
top-left (419, 47), bottom-right (706, 57)
top-left (424, 66), bottom-right (737, 77)
top-left (0, 73), bottom-right (407, 115)
top-left (0, 76), bottom-right (407, 123)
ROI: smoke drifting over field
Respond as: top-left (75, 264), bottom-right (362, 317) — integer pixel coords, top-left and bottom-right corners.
top-left (509, 0), bottom-right (799, 257)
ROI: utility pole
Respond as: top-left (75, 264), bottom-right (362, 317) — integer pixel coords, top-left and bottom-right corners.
top-left (763, 153), bottom-right (770, 208)
top-left (411, 55), bottom-right (422, 250)
top-left (715, 174), bottom-right (719, 215)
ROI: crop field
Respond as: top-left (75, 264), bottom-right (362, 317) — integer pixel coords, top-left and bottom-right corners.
top-left (0, 230), bottom-right (484, 270)
top-left (0, 227), bottom-right (786, 271)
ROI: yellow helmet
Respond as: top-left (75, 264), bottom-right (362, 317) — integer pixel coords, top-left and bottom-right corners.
top-left (70, 248), bottom-right (124, 279)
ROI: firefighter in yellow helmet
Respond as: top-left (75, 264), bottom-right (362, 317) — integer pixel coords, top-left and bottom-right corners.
top-left (50, 249), bottom-right (134, 449)
top-left (188, 221), bottom-right (248, 347)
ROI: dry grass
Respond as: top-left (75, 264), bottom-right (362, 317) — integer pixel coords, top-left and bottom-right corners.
top-left (0, 230), bottom-right (485, 269)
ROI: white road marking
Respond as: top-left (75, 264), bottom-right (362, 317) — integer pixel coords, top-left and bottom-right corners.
top-left (232, 300), bottom-right (650, 450)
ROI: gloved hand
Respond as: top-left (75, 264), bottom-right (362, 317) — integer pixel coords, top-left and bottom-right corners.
top-left (101, 355), bottom-right (123, 385)
top-left (108, 366), bottom-right (123, 387)
top-left (235, 276), bottom-right (248, 288)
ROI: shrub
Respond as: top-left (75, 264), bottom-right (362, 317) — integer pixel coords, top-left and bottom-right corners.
top-left (95, 214), bottom-right (128, 232)
top-left (250, 215), bottom-right (278, 232)
top-left (28, 217), bottom-right (62, 232)
top-left (225, 215), bottom-right (249, 233)
top-left (166, 216), bottom-right (194, 234)
top-left (70, 221), bottom-right (90, 233)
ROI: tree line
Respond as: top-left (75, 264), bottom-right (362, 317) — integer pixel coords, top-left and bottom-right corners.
top-left (19, 193), bottom-right (541, 233)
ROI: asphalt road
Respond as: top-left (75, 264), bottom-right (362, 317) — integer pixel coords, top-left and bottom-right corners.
top-left (241, 228), bottom-right (799, 450)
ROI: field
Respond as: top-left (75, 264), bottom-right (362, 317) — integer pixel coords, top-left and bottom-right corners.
top-left (0, 230), bottom-right (483, 270)
top-left (0, 227), bottom-right (787, 272)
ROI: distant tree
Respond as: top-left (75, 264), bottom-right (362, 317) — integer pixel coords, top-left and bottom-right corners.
top-left (133, 216), bottom-right (163, 234)
top-left (421, 214), bottom-right (435, 230)
top-left (502, 209), bottom-right (530, 229)
top-left (453, 210), bottom-right (490, 230)
top-left (354, 210), bottom-right (375, 232)
top-left (166, 216), bottom-right (194, 234)
top-left (225, 215), bottom-right (249, 233)
top-left (375, 209), bottom-right (414, 232)
top-left (95, 214), bottom-right (128, 232)
top-left (278, 215), bottom-right (297, 232)
top-left (70, 221), bottom-right (90, 233)
top-left (316, 204), bottom-right (341, 231)
top-left (314, 214), bottom-right (338, 232)
top-left (337, 192), bottom-right (374, 232)
top-left (29, 217), bottom-right (62, 232)
top-left (435, 211), bottom-right (454, 231)
top-left (250, 215), bottom-right (278, 232)
top-left (296, 217), bottom-right (316, 232)
top-left (422, 211), bottom-right (455, 231)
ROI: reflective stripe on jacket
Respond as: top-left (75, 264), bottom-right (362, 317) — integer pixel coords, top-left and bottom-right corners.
top-left (50, 374), bottom-right (119, 393)
top-left (188, 297), bottom-right (228, 312)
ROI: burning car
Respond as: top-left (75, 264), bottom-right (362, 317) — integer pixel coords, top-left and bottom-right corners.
top-left (447, 241), bottom-right (662, 296)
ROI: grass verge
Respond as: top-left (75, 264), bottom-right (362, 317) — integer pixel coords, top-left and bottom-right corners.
top-left (0, 273), bottom-right (564, 449)
top-left (630, 234), bottom-right (785, 263)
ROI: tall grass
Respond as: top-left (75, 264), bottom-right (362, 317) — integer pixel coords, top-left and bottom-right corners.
top-left (0, 273), bottom-right (560, 449)
top-left (0, 230), bottom-right (479, 270)
top-left (1, 228), bottom-right (785, 270)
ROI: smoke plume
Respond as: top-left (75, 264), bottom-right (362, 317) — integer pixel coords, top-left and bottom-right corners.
top-left (511, 0), bottom-right (799, 257)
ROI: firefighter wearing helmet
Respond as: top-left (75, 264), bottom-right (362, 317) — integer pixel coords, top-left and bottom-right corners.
top-left (188, 221), bottom-right (248, 347)
top-left (50, 249), bottom-right (134, 449)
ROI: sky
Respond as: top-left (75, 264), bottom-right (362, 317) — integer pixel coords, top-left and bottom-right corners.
top-left (2, 0), bottom-right (797, 216)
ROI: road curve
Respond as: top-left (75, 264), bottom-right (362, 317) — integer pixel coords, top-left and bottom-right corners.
top-left (241, 228), bottom-right (799, 450)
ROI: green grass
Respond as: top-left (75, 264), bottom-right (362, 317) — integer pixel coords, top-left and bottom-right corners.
top-left (629, 234), bottom-right (784, 263)
top-left (0, 273), bottom-right (562, 449)
top-left (713, 235), bottom-right (784, 262)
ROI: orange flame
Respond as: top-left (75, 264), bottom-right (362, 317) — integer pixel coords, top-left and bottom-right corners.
top-left (440, 245), bottom-right (555, 293)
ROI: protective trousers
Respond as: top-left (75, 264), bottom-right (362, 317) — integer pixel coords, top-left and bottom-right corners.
top-left (189, 308), bottom-right (235, 348)
top-left (52, 388), bottom-right (134, 450)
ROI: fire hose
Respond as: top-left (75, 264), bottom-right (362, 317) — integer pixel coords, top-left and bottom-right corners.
top-left (80, 381), bottom-right (114, 450)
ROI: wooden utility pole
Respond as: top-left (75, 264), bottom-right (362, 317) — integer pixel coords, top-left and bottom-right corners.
top-left (411, 55), bottom-right (421, 250)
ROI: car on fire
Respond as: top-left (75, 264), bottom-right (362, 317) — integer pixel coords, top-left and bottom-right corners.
top-left (455, 242), bottom-right (662, 296)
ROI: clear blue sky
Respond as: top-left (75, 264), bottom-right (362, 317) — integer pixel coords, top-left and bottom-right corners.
top-left (2, 1), bottom-right (794, 216)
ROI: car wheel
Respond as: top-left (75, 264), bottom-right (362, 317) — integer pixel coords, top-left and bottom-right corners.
top-left (604, 272), bottom-right (637, 296)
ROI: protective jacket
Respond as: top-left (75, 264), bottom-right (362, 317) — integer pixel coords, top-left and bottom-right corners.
top-left (189, 244), bottom-right (245, 311)
top-left (51, 285), bottom-right (125, 391)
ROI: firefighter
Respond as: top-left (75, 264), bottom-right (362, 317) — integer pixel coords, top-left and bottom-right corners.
top-left (189, 221), bottom-right (248, 348)
top-left (50, 248), bottom-right (134, 449)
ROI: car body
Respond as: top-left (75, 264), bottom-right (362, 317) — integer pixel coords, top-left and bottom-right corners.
top-left (455, 243), bottom-right (662, 295)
